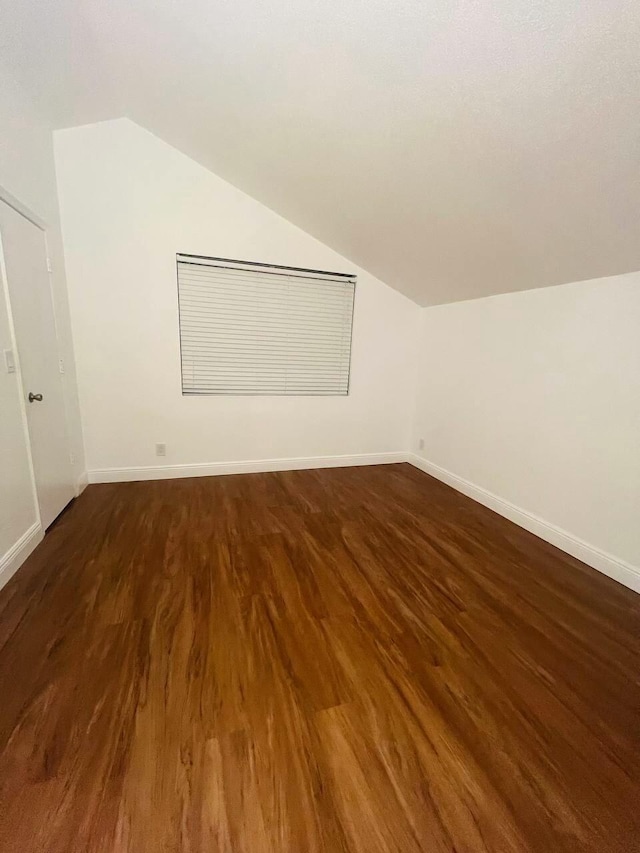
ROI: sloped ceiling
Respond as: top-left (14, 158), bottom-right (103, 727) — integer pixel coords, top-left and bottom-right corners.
top-left (1, 0), bottom-right (639, 305)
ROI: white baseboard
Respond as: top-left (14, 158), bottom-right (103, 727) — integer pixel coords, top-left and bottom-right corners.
top-left (407, 454), bottom-right (640, 595)
top-left (76, 471), bottom-right (88, 496)
top-left (88, 451), bottom-right (407, 485)
top-left (0, 522), bottom-right (43, 593)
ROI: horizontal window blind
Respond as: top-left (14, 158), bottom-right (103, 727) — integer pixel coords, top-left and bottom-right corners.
top-left (177, 254), bottom-right (356, 395)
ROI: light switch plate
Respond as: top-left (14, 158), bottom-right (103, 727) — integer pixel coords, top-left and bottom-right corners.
top-left (3, 349), bottom-right (16, 374)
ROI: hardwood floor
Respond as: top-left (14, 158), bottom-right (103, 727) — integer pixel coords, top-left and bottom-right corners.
top-left (0, 463), bottom-right (638, 852)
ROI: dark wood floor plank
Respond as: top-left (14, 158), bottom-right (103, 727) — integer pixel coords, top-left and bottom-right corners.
top-left (0, 463), bottom-right (638, 852)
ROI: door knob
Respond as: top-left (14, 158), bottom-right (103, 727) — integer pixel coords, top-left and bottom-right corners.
top-left (28, 392), bottom-right (43, 403)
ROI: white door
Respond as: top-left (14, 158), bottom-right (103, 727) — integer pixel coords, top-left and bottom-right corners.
top-left (0, 200), bottom-right (74, 529)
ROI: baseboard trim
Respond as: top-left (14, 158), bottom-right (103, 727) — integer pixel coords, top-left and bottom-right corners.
top-left (407, 453), bottom-right (640, 595)
top-left (76, 471), bottom-right (88, 496)
top-left (88, 452), bottom-right (407, 485)
top-left (0, 522), bottom-right (43, 593)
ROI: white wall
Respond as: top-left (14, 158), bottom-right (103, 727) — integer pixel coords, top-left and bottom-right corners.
top-left (54, 119), bottom-right (419, 478)
top-left (0, 79), bottom-right (84, 584)
top-left (412, 272), bottom-right (640, 589)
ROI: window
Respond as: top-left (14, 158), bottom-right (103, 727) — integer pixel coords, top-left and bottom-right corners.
top-left (177, 254), bottom-right (356, 395)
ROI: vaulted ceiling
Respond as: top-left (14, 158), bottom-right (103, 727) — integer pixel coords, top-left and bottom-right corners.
top-left (2, 0), bottom-right (639, 305)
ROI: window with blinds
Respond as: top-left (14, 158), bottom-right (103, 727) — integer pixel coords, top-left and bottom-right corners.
top-left (177, 254), bottom-right (356, 395)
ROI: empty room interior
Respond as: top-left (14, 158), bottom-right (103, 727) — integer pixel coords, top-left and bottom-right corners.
top-left (1, 1), bottom-right (639, 850)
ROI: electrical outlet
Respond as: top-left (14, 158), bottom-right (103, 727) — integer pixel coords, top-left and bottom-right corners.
top-left (156, 443), bottom-right (167, 457)
top-left (418, 438), bottom-right (425, 451)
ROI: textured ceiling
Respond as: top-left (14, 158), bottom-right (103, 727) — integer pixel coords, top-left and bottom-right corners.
top-left (1, 0), bottom-right (639, 305)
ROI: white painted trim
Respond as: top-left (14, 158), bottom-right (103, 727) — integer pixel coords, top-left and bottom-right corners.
top-left (0, 522), bottom-right (43, 592)
top-left (42, 227), bottom-right (76, 501)
top-left (407, 454), bottom-right (640, 595)
top-left (88, 452), bottom-right (406, 484)
top-left (0, 184), bottom-right (47, 231)
top-left (76, 471), bottom-right (88, 496)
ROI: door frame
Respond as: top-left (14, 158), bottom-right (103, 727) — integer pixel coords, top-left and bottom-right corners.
top-left (0, 183), bottom-right (74, 531)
